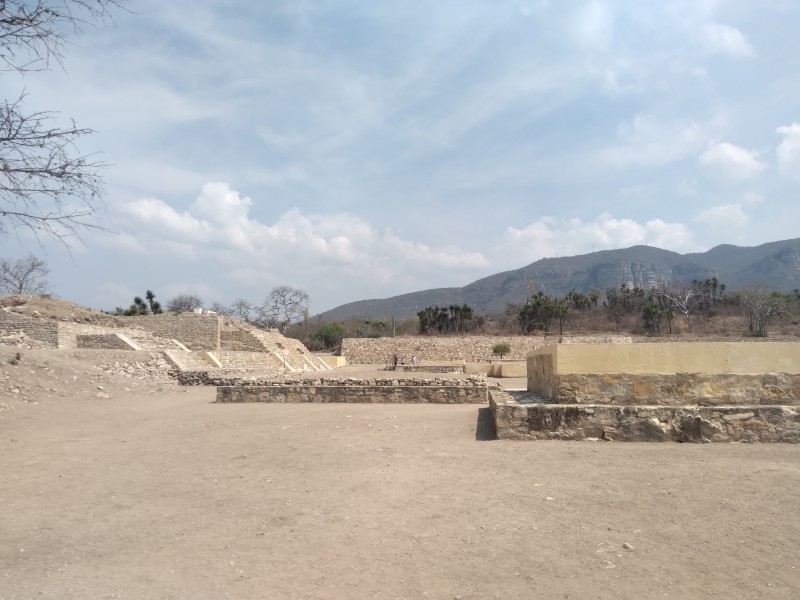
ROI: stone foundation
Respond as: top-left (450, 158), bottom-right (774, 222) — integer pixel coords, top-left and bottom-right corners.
top-left (390, 363), bottom-right (465, 374)
top-left (554, 373), bottom-right (800, 406)
top-left (489, 390), bottom-right (800, 443)
top-left (77, 333), bottom-right (139, 350)
top-left (118, 314), bottom-right (220, 350)
top-left (217, 379), bottom-right (489, 404)
top-left (0, 311), bottom-right (59, 347)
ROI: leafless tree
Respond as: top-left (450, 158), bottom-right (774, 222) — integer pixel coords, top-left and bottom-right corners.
top-left (741, 288), bottom-right (788, 337)
top-left (656, 283), bottom-right (698, 331)
top-left (255, 285), bottom-right (309, 332)
top-left (208, 301), bottom-right (232, 316)
top-left (0, 253), bottom-right (49, 294)
top-left (230, 298), bottom-right (253, 322)
top-left (0, 1), bottom-right (125, 243)
top-left (166, 293), bottom-right (204, 313)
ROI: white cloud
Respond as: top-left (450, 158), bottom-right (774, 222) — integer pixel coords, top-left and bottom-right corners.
top-left (120, 197), bottom-right (212, 241)
top-left (498, 213), bottom-right (700, 264)
top-left (703, 23), bottom-right (754, 58)
top-left (383, 234), bottom-right (489, 270)
top-left (602, 114), bottom-right (704, 168)
top-left (698, 142), bottom-right (765, 181)
top-left (693, 203), bottom-right (750, 228)
top-left (115, 182), bottom-right (488, 281)
top-left (776, 123), bottom-right (800, 178)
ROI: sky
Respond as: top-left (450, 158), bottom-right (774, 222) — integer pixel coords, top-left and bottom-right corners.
top-left (1, 0), bottom-right (799, 314)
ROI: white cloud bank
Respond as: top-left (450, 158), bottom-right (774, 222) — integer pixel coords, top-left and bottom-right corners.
top-left (698, 142), bottom-right (765, 181)
top-left (117, 181), bottom-right (489, 278)
top-left (777, 123), bottom-right (800, 179)
top-left (703, 23), bottom-right (754, 58)
top-left (499, 213), bottom-right (701, 264)
top-left (693, 203), bottom-right (750, 228)
top-left (602, 114), bottom-right (704, 168)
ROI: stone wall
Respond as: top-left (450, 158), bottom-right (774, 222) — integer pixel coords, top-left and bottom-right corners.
top-left (77, 333), bottom-right (138, 350)
top-left (217, 377), bottom-right (489, 404)
top-left (170, 370), bottom-right (279, 386)
top-left (220, 329), bottom-right (265, 352)
top-left (118, 314), bottom-right (220, 350)
top-left (391, 364), bottom-right (465, 374)
top-left (554, 373), bottom-right (800, 406)
top-left (534, 342), bottom-right (800, 376)
top-left (58, 321), bottom-right (175, 350)
top-left (528, 350), bottom-right (556, 398)
top-left (341, 334), bottom-right (631, 364)
top-left (489, 390), bottom-right (800, 443)
top-left (0, 311), bottom-right (58, 347)
top-left (214, 350), bottom-right (285, 371)
top-left (527, 342), bottom-right (800, 405)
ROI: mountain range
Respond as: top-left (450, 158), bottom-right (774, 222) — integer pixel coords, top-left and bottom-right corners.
top-left (317, 238), bottom-right (800, 321)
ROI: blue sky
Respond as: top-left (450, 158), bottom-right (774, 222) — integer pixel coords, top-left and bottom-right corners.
top-left (1, 0), bottom-right (799, 314)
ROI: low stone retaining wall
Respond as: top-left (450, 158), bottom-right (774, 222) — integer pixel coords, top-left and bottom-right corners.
top-left (118, 313), bottom-right (220, 350)
top-left (341, 335), bottom-right (631, 364)
top-left (171, 370), bottom-right (281, 386)
top-left (217, 382), bottom-right (488, 404)
top-left (77, 333), bottom-right (139, 350)
top-left (389, 364), bottom-right (465, 374)
top-left (554, 373), bottom-right (800, 406)
top-left (0, 311), bottom-right (59, 347)
top-left (489, 390), bottom-right (800, 443)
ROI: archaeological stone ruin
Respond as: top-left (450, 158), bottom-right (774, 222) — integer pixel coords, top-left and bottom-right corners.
top-left (3, 298), bottom-right (800, 442)
top-left (491, 342), bottom-right (800, 442)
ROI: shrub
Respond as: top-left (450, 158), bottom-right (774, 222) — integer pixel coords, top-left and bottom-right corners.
top-left (492, 342), bottom-right (511, 359)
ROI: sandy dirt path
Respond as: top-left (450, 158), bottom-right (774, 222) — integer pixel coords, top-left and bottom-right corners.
top-left (2, 387), bottom-right (799, 599)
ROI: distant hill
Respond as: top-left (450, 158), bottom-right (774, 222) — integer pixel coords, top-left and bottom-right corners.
top-left (317, 238), bottom-right (800, 321)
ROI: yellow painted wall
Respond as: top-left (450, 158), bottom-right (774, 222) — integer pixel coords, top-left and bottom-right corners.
top-left (465, 363), bottom-right (494, 376)
top-left (320, 356), bottom-right (347, 368)
top-left (495, 362), bottom-right (527, 378)
top-left (530, 342), bottom-right (800, 375)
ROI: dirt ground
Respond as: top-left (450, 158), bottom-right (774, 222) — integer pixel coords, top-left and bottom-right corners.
top-left (2, 350), bottom-right (800, 599)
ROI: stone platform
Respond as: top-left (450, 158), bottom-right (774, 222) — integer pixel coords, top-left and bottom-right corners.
top-left (216, 375), bottom-right (489, 404)
top-left (490, 389), bottom-right (800, 443)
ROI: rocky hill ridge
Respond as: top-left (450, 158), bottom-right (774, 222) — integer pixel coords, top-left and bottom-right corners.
top-left (317, 238), bottom-right (800, 321)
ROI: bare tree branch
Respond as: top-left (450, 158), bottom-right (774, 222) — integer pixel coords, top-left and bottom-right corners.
top-left (0, 1), bottom-right (127, 245)
top-left (0, 92), bottom-right (109, 242)
top-left (0, 252), bottom-right (49, 293)
top-left (255, 285), bottom-right (309, 332)
top-left (0, 1), bottom-right (126, 74)
top-left (656, 283), bottom-right (698, 331)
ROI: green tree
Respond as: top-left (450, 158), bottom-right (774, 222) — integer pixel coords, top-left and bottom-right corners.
top-left (117, 290), bottom-right (162, 316)
top-left (492, 342), bottom-right (511, 359)
top-left (310, 323), bottom-right (345, 349)
top-left (642, 301), bottom-right (662, 334)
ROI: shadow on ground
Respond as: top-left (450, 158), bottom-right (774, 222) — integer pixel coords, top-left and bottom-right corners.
top-left (475, 407), bottom-right (496, 441)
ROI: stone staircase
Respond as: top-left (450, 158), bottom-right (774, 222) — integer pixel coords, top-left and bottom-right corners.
top-left (163, 349), bottom-right (218, 371)
top-left (220, 324), bottom-right (330, 373)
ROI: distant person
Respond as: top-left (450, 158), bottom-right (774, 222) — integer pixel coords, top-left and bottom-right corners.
top-left (392, 354), bottom-right (398, 370)
top-left (411, 355), bottom-right (418, 365)
top-left (400, 356), bottom-right (405, 366)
